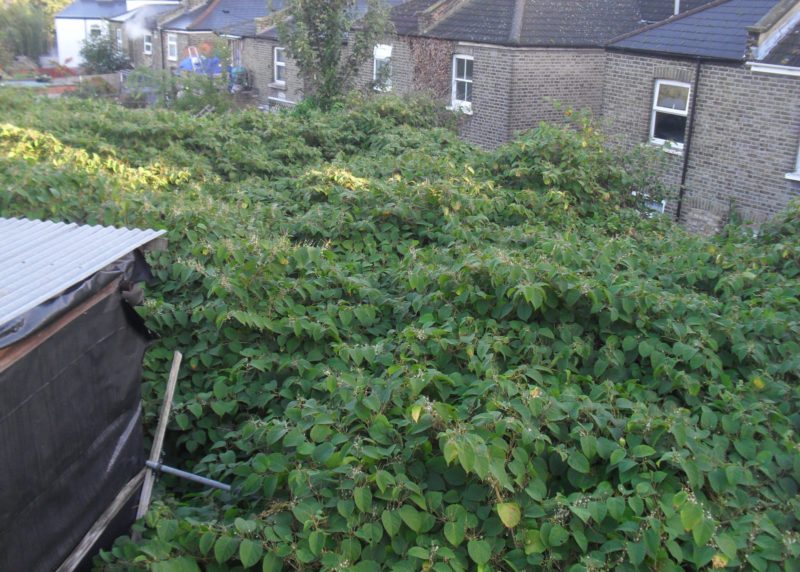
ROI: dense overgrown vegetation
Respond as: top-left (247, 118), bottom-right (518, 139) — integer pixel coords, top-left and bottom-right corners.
top-left (1, 90), bottom-right (798, 572)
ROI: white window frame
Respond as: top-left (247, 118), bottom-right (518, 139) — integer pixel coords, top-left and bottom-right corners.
top-left (116, 28), bottom-right (123, 50)
top-left (787, 143), bottom-right (800, 181)
top-left (373, 44), bottom-right (392, 91)
top-left (649, 79), bottom-right (691, 152)
top-left (88, 23), bottom-right (102, 39)
top-left (167, 33), bottom-right (178, 61)
top-left (143, 33), bottom-right (152, 55)
top-left (273, 46), bottom-right (286, 85)
top-left (451, 54), bottom-right (473, 114)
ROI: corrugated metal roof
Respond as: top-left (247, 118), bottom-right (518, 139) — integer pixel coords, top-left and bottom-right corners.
top-left (0, 218), bottom-right (166, 328)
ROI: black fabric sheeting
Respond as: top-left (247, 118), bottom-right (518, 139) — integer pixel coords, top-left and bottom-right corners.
top-left (0, 277), bottom-right (153, 571)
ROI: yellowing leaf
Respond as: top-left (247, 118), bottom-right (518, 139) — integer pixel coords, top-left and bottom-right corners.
top-left (497, 502), bottom-right (521, 528)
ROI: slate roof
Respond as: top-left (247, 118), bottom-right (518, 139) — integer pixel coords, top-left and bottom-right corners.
top-left (611, 0), bottom-right (779, 60)
top-left (110, 3), bottom-right (179, 28)
top-left (56, 0), bottom-right (127, 20)
top-left (639, 0), bottom-right (717, 23)
top-left (389, 0), bottom-right (719, 47)
top-left (763, 22), bottom-right (800, 66)
top-left (161, 0), bottom-right (279, 31)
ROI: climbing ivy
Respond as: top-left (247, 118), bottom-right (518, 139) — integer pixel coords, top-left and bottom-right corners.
top-left (1, 90), bottom-right (798, 571)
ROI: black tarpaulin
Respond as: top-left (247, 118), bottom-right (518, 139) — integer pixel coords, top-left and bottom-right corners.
top-left (0, 257), bottom-right (155, 572)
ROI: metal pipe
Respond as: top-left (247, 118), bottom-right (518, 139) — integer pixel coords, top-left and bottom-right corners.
top-left (145, 461), bottom-right (232, 492)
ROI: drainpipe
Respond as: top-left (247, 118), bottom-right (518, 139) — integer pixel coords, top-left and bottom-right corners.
top-left (675, 57), bottom-right (701, 222)
top-left (160, 29), bottom-right (166, 70)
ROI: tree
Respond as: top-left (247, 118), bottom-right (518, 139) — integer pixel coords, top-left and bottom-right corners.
top-left (276, 0), bottom-right (393, 108)
top-left (0, 1), bottom-right (50, 61)
top-left (79, 32), bottom-right (129, 73)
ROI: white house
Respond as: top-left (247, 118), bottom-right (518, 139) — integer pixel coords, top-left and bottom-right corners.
top-left (55, 0), bottom-right (176, 67)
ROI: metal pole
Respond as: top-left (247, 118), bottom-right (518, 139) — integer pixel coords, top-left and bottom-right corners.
top-left (146, 461), bottom-right (232, 492)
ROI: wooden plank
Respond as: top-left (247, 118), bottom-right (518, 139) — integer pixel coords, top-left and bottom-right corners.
top-left (0, 279), bottom-right (121, 373)
top-left (136, 350), bottom-right (183, 520)
top-left (55, 469), bottom-right (146, 572)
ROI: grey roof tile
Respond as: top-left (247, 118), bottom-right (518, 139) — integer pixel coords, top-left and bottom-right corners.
top-left (56, 0), bottom-right (127, 20)
top-left (612, 0), bottom-right (779, 60)
top-left (390, 0), bottom-right (708, 47)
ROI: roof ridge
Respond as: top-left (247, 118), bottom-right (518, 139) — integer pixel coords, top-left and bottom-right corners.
top-left (508, 0), bottom-right (526, 44)
top-left (609, 0), bottom-right (732, 46)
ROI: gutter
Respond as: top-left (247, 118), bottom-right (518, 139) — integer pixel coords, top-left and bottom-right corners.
top-left (676, 58), bottom-right (702, 222)
top-left (746, 61), bottom-right (800, 76)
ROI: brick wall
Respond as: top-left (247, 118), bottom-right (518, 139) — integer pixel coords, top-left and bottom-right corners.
top-left (602, 51), bottom-right (800, 232)
top-left (510, 48), bottom-right (606, 135)
top-left (240, 37), bottom-right (304, 106)
top-left (382, 40), bottom-right (608, 149)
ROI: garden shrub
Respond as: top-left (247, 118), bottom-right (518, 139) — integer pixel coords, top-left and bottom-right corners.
top-left (1, 92), bottom-right (798, 572)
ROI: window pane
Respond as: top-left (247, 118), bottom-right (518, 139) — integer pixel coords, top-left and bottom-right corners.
top-left (656, 84), bottom-right (689, 111)
top-left (456, 80), bottom-right (466, 101)
top-left (464, 59), bottom-right (473, 80)
top-left (275, 65), bottom-right (285, 82)
top-left (456, 57), bottom-right (465, 78)
top-left (464, 82), bottom-right (472, 102)
top-left (275, 48), bottom-right (285, 63)
top-left (653, 112), bottom-right (686, 144)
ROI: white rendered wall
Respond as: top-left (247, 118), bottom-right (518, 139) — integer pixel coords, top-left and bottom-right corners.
top-left (55, 18), bottom-right (108, 66)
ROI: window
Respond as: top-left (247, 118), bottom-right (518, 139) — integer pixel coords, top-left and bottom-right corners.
top-left (451, 54), bottom-right (473, 113)
top-left (787, 143), bottom-right (800, 181)
top-left (650, 79), bottom-right (690, 150)
top-left (230, 39), bottom-right (242, 67)
top-left (143, 33), bottom-right (152, 55)
top-left (89, 24), bottom-right (102, 39)
top-left (373, 44), bottom-right (392, 91)
top-left (167, 33), bottom-right (178, 61)
top-left (116, 28), bottom-right (122, 50)
top-left (273, 47), bottom-right (286, 84)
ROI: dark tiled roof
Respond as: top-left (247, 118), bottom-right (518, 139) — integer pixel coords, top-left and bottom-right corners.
top-left (189, 0), bottom-right (282, 31)
top-left (390, 0), bottom-right (698, 47)
top-left (391, 0), bottom-right (440, 34)
top-left (241, 0), bottom-right (406, 39)
top-left (425, 0), bottom-right (517, 44)
top-left (611, 0), bottom-right (778, 60)
top-left (56, 0), bottom-right (127, 19)
top-left (162, 4), bottom-right (208, 30)
top-left (763, 23), bottom-right (800, 66)
top-left (639, 0), bottom-right (716, 22)
top-left (519, 0), bottom-right (643, 46)
top-left (111, 4), bottom-right (178, 28)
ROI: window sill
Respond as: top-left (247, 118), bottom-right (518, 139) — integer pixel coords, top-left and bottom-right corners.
top-left (786, 172), bottom-right (800, 182)
top-left (447, 103), bottom-right (473, 115)
top-left (269, 81), bottom-right (286, 89)
top-left (649, 139), bottom-right (684, 156)
top-left (373, 86), bottom-right (392, 92)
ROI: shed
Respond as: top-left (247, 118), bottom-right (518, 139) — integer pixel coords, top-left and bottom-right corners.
top-left (0, 217), bottom-right (166, 571)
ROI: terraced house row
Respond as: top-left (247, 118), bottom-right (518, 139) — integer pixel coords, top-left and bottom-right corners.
top-left (55, 0), bottom-right (800, 232)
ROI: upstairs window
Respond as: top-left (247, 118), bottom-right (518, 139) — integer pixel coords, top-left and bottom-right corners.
top-left (143, 33), bottom-right (152, 55)
top-left (167, 33), bottom-right (178, 61)
top-left (89, 24), bottom-right (102, 39)
top-left (373, 44), bottom-right (392, 91)
top-left (116, 28), bottom-right (122, 50)
top-left (650, 79), bottom-right (690, 150)
top-left (274, 47), bottom-right (286, 84)
top-left (451, 54), bottom-right (473, 113)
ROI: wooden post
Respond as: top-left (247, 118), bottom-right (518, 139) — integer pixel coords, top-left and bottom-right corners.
top-left (56, 469), bottom-right (146, 572)
top-left (136, 350), bottom-right (182, 520)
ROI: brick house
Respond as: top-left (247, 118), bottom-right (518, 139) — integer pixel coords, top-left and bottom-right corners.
top-left (108, 3), bottom-right (180, 70)
top-left (381, 0), bottom-right (718, 147)
top-left (604, 0), bottom-right (800, 232)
